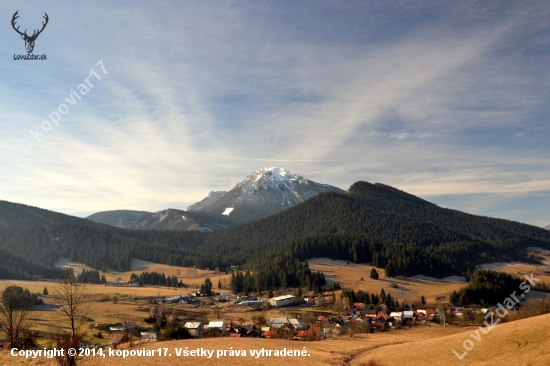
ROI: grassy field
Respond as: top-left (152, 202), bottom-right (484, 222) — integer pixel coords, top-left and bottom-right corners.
top-left (2, 257), bottom-right (548, 365)
top-left (51, 257), bottom-right (468, 307)
top-left (54, 258), bottom-right (234, 288)
top-left (307, 258), bottom-right (465, 305)
top-left (0, 315), bottom-right (548, 365)
top-left (353, 312), bottom-right (550, 366)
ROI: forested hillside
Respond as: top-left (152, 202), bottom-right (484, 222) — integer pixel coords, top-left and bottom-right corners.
top-left (45, 182), bottom-right (550, 278)
top-left (128, 209), bottom-right (237, 231)
top-left (1, 181), bottom-right (549, 283)
top-left (0, 200), bottom-right (95, 228)
top-left (86, 210), bottom-right (151, 228)
top-left (0, 246), bottom-right (59, 280)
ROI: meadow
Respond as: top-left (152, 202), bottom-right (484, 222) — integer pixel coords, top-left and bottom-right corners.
top-left (0, 314), bottom-right (548, 365)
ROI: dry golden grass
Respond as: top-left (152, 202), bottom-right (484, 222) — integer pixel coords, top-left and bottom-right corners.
top-left (0, 326), bottom-right (465, 366)
top-left (496, 263), bottom-right (550, 285)
top-left (353, 313), bottom-right (550, 366)
top-left (308, 260), bottom-right (464, 304)
top-left (1, 317), bottom-right (548, 366)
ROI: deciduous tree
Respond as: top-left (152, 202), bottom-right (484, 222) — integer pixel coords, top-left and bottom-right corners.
top-left (0, 285), bottom-right (34, 348)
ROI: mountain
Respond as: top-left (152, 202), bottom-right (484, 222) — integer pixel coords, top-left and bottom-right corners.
top-left (86, 210), bottom-right (151, 228)
top-left (545, 224), bottom-right (550, 230)
top-left (0, 199), bottom-right (97, 228)
top-left (188, 167), bottom-right (345, 223)
top-left (49, 181), bottom-right (550, 279)
top-left (2, 180), bottom-right (549, 284)
top-left (187, 191), bottom-right (227, 211)
top-left (127, 209), bottom-right (236, 231)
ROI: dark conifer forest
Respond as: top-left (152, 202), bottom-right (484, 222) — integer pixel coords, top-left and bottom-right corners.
top-left (1, 181), bottom-right (549, 288)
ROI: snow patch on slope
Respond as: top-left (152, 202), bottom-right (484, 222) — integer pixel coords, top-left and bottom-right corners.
top-left (222, 207), bottom-right (234, 216)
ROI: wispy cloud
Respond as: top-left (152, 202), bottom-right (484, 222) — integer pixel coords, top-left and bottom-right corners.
top-left (0, 1), bottom-right (549, 225)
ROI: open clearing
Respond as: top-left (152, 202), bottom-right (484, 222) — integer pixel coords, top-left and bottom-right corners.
top-left (52, 257), bottom-right (233, 288)
top-left (307, 258), bottom-right (464, 304)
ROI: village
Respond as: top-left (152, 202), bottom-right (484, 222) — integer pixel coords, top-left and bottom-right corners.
top-left (103, 286), bottom-right (492, 349)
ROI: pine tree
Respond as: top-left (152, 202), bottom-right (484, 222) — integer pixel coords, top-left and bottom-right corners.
top-left (218, 279), bottom-right (222, 290)
top-left (370, 268), bottom-right (379, 280)
top-left (385, 261), bottom-right (396, 277)
top-left (43, 287), bottom-right (48, 296)
top-left (380, 288), bottom-right (386, 303)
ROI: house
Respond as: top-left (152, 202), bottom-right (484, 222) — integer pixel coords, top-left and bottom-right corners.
top-left (452, 307), bottom-right (463, 317)
top-left (426, 309), bottom-right (435, 318)
top-left (218, 293), bottom-right (229, 302)
top-left (364, 310), bottom-right (378, 319)
top-left (238, 300), bottom-right (264, 309)
top-left (330, 324), bottom-right (345, 336)
top-left (296, 326), bottom-right (322, 340)
top-left (109, 334), bottom-right (125, 349)
top-left (110, 321), bottom-right (135, 331)
top-left (179, 295), bottom-right (195, 304)
top-left (164, 295), bottom-right (182, 304)
top-left (141, 332), bottom-right (161, 342)
top-left (352, 317), bottom-right (370, 330)
top-left (184, 322), bottom-right (202, 338)
top-left (288, 318), bottom-right (305, 330)
top-left (263, 330), bottom-right (278, 339)
top-left (375, 313), bottom-right (389, 327)
top-left (353, 302), bottom-right (366, 309)
top-left (416, 309), bottom-right (427, 317)
top-left (241, 324), bottom-right (260, 337)
top-left (128, 281), bottom-right (140, 287)
top-left (268, 295), bottom-right (295, 307)
top-left (416, 316), bottom-right (430, 324)
top-left (269, 318), bottom-right (291, 329)
top-left (389, 311), bottom-right (404, 323)
top-left (276, 324), bottom-right (295, 338)
top-left (207, 321), bottom-right (227, 334)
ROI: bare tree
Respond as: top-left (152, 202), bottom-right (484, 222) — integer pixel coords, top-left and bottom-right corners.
top-left (51, 269), bottom-right (90, 366)
top-left (51, 269), bottom-right (90, 336)
top-left (0, 285), bottom-right (35, 348)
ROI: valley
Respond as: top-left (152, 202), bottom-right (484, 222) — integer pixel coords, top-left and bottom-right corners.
top-left (1, 170), bottom-right (549, 365)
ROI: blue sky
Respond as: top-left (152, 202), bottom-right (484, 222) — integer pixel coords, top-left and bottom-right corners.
top-left (0, 1), bottom-right (549, 227)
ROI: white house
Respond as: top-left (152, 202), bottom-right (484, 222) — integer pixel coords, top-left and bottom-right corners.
top-left (389, 312), bottom-right (404, 323)
top-left (184, 322), bottom-right (202, 338)
top-left (288, 318), bottom-right (305, 330)
top-left (269, 318), bottom-right (290, 329)
top-left (140, 332), bottom-right (161, 342)
top-left (164, 295), bottom-right (182, 304)
top-left (268, 295), bottom-right (295, 307)
top-left (207, 321), bottom-right (226, 334)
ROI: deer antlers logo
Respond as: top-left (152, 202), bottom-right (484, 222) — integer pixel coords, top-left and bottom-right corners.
top-left (12, 10), bottom-right (49, 54)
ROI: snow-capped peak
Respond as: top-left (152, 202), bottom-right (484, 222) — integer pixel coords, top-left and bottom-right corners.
top-left (187, 167), bottom-right (344, 223)
top-left (251, 167), bottom-right (301, 182)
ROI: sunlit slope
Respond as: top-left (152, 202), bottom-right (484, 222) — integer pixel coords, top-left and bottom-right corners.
top-left (355, 313), bottom-right (550, 366)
